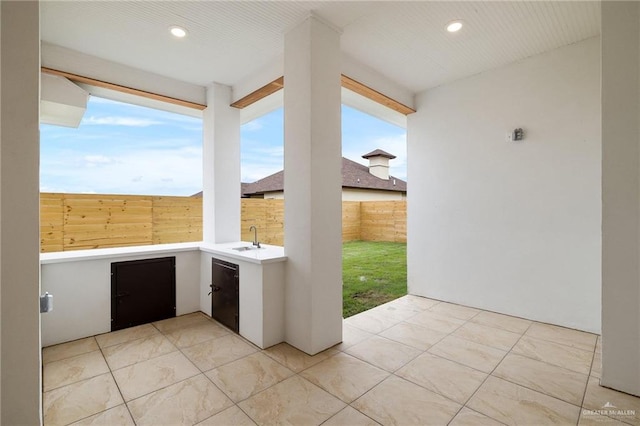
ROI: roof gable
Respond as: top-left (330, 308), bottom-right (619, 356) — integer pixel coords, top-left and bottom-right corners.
top-left (242, 156), bottom-right (406, 196)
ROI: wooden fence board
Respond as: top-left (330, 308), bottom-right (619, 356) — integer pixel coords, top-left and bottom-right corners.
top-left (39, 194), bottom-right (406, 252)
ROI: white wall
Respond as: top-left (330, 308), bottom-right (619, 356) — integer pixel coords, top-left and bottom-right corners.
top-left (601, 1), bottom-right (640, 396)
top-left (41, 250), bottom-right (201, 347)
top-left (0, 2), bottom-right (42, 424)
top-left (408, 37), bottom-right (601, 333)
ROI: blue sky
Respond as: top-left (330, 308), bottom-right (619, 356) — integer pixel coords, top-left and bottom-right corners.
top-left (40, 97), bottom-right (406, 196)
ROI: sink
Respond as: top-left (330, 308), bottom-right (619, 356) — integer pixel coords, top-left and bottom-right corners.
top-left (232, 246), bottom-right (263, 252)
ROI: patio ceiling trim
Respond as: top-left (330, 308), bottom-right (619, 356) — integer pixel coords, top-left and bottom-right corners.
top-left (340, 75), bottom-right (416, 115)
top-left (41, 67), bottom-right (207, 111)
top-left (231, 77), bottom-right (284, 109)
top-left (231, 74), bottom-right (416, 115)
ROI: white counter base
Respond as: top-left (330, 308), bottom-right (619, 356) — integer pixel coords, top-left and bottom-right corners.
top-left (41, 242), bottom-right (286, 347)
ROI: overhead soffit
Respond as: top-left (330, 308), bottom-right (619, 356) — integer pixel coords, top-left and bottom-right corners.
top-left (40, 1), bottom-right (601, 95)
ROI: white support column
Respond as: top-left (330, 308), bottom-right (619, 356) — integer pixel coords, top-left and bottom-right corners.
top-left (202, 83), bottom-right (241, 244)
top-left (601, 1), bottom-right (640, 396)
top-left (0, 1), bottom-right (42, 423)
top-left (283, 15), bottom-right (343, 354)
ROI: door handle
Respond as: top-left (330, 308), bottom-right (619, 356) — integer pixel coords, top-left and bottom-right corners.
top-left (114, 292), bottom-right (130, 302)
top-left (208, 284), bottom-right (221, 295)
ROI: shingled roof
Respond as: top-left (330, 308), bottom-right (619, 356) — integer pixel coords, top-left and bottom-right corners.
top-left (242, 156), bottom-right (406, 197)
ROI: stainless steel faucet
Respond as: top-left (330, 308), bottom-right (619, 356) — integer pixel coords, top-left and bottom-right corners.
top-left (249, 225), bottom-right (261, 248)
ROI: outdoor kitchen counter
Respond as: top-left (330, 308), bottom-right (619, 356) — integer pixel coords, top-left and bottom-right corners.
top-left (40, 241), bottom-right (287, 265)
top-left (199, 242), bottom-right (287, 265)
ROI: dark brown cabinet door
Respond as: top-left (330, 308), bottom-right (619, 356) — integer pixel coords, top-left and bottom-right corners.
top-left (211, 258), bottom-right (239, 332)
top-left (111, 257), bottom-right (176, 331)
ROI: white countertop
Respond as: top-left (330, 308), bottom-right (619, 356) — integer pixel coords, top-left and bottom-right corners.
top-left (200, 242), bottom-right (287, 265)
top-left (40, 241), bottom-right (287, 265)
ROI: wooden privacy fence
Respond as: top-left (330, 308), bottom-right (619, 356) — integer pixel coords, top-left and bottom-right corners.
top-left (40, 193), bottom-right (406, 252)
top-left (40, 193), bottom-right (203, 252)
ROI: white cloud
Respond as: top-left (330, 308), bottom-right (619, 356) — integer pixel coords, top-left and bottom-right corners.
top-left (84, 155), bottom-right (114, 166)
top-left (242, 119), bottom-right (264, 132)
top-left (82, 116), bottom-right (162, 127)
top-left (41, 145), bottom-right (203, 196)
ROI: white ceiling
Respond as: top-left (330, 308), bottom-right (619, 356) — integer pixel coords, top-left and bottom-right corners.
top-left (40, 1), bottom-right (600, 95)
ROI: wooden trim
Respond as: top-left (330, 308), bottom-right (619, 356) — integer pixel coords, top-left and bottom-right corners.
top-left (230, 77), bottom-right (284, 109)
top-left (230, 74), bottom-right (415, 115)
top-left (341, 75), bottom-right (415, 115)
top-left (41, 67), bottom-right (207, 111)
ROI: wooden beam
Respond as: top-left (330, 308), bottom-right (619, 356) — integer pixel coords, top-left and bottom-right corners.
top-left (230, 77), bottom-right (284, 109)
top-left (231, 74), bottom-right (415, 115)
top-left (41, 67), bottom-right (207, 111)
top-left (340, 75), bottom-right (416, 115)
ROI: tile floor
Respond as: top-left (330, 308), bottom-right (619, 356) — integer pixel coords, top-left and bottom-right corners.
top-left (42, 295), bottom-right (640, 426)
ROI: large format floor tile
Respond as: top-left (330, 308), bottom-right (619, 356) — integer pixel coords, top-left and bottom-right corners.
top-left (429, 301), bottom-right (481, 321)
top-left (41, 299), bottom-right (640, 426)
top-left (323, 406), bottom-right (380, 426)
top-left (345, 311), bottom-right (402, 334)
top-left (334, 323), bottom-right (373, 351)
top-left (379, 321), bottom-right (448, 351)
top-left (127, 375), bottom-right (233, 426)
top-left (512, 335), bottom-right (593, 375)
top-left (43, 373), bottom-right (123, 425)
top-left (389, 294), bottom-right (440, 311)
top-left (182, 334), bottom-right (258, 371)
top-left (428, 335), bottom-right (506, 373)
top-left (102, 334), bottom-right (176, 370)
top-left (69, 404), bottom-right (135, 426)
top-left (152, 312), bottom-right (212, 334)
top-left (164, 320), bottom-right (230, 349)
top-left (44, 350), bottom-right (110, 392)
top-left (95, 323), bottom-right (159, 348)
top-left (470, 310), bottom-right (532, 334)
top-left (206, 352), bottom-right (294, 402)
top-left (263, 343), bottom-right (337, 373)
top-left (396, 352), bottom-right (487, 404)
top-left (366, 301), bottom-right (422, 321)
top-left (467, 376), bottom-right (581, 425)
top-left (405, 310), bottom-right (466, 334)
top-left (453, 321), bottom-right (521, 351)
top-left (238, 376), bottom-right (346, 425)
top-left (300, 352), bottom-right (389, 403)
top-left (43, 337), bottom-right (99, 364)
top-left (196, 406), bottom-right (257, 426)
top-left (525, 322), bottom-right (598, 352)
top-left (583, 376), bottom-right (640, 424)
top-left (448, 407), bottom-right (504, 426)
top-left (345, 335), bottom-right (422, 372)
top-left (493, 353), bottom-right (589, 406)
top-left (352, 376), bottom-right (461, 426)
top-left (579, 413), bottom-right (628, 425)
top-left (112, 351), bottom-right (200, 401)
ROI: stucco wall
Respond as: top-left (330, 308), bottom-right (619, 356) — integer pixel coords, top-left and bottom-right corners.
top-left (407, 37), bottom-right (601, 333)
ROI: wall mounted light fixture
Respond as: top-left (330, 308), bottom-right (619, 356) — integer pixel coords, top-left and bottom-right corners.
top-left (507, 128), bottom-right (524, 142)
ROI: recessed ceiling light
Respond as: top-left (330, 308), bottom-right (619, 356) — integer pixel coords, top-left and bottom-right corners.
top-left (446, 20), bottom-right (463, 33)
top-left (169, 26), bottom-right (188, 38)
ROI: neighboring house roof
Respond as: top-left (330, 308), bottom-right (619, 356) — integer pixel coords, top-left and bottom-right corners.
top-left (242, 157), bottom-right (406, 197)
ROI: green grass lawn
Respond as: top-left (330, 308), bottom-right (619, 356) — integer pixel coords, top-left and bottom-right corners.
top-left (343, 241), bottom-right (407, 318)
